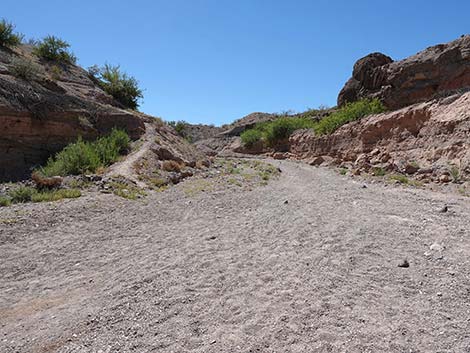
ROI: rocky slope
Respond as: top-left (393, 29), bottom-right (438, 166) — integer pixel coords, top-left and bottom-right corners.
top-left (338, 35), bottom-right (470, 109)
top-left (0, 44), bottom-right (145, 181)
top-left (290, 92), bottom-right (470, 182)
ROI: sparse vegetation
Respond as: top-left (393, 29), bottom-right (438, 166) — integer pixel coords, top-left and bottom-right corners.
top-left (2, 186), bottom-right (81, 206)
top-left (0, 19), bottom-right (23, 47)
top-left (9, 57), bottom-right (42, 80)
top-left (36, 129), bottom-right (130, 177)
top-left (110, 182), bottom-right (146, 200)
top-left (33, 35), bottom-right (77, 64)
top-left (88, 64), bottom-right (143, 110)
top-left (339, 168), bottom-right (348, 175)
top-left (241, 99), bottom-right (385, 148)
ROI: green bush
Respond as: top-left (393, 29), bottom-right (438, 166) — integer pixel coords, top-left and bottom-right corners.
top-left (314, 98), bottom-right (385, 135)
top-left (0, 19), bottom-right (23, 47)
top-left (37, 129), bottom-right (130, 177)
top-left (8, 186), bottom-right (35, 203)
top-left (240, 116), bottom-right (315, 147)
top-left (263, 117), bottom-right (315, 146)
top-left (33, 35), bottom-right (76, 64)
top-left (9, 57), bottom-right (42, 80)
top-left (240, 129), bottom-right (263, 147)
top-left (89, 64), bottom-right (143, 110)
top-left (0, 196), bottom-right (12, 207)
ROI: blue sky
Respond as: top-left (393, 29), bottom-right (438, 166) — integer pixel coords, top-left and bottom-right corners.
top-left (4, 0), bottom-right (470, 125)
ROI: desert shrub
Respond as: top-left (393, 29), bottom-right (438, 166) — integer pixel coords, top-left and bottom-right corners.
top-left (9, 57), bottom-right (42, 80)
top-left (33, 35), bottom-right (76, 64)
top-left (263, 117), bottom-right (315, 146)
top-left (31, 188), bottom-right (81, 203)
top-left (241, 116), bottom-right (315, 147)
top-left (89, 64), bottom-right (143, 110)
top-left (240, 129), bottom-right (263, 147)
top-left (314, 99), bottom-right (385, 135)
top-left (37, 129), bottom-right (130, 177)
top-left (161, 160), bottom-right (183, 172)
top-left (8, 186), bottom-right (35, 203)
top-left (93, 128), bottom-right (130, 165)
top-left (0, 19), bottom-right (23, 47)
top-left (0, 196), bottom-right (12, 207)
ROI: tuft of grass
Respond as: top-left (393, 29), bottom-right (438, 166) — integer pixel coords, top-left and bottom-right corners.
top-left (389, 174), bottom-right (409, 184)
top-left (339, 168), bottom-right (348, 175)
top-left (31, 189), bottom-right (81, 203)
top-left (8, 186), bottom-right (35, 203)
top-left (0, 19), bottom-right (23, 47)
top-left (449, 165), bottom-right (460, 183)
top-left (33, 35), bottom-right (77, 64)
top-left (0, 196), bottom-right (12, 207)
top-left (371, 167), bottom-right (386, 176)
top-left (313, 98), bottom-right (385, 135)
top-left (37, 129), bottom-right (130, 177)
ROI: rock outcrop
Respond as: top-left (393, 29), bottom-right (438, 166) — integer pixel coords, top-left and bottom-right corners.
top-left (0, 45), bottom-right (145, 181)
top-left (291, 92), bottom-right (470, 180)
top-left (338, 35), bottom-right (470, 109)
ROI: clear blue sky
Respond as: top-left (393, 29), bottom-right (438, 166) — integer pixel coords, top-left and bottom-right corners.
top-left (4, 0), bottom-right (470, 125)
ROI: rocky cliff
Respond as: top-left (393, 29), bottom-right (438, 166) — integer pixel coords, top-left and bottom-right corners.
top-left (338, 35), bottom-right (470, 109)
top-left (0, 44), bottom-right (145, 181)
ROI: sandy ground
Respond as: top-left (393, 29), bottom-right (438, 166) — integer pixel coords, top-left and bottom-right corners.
top-left (1, 160), bottom-right (470, 352)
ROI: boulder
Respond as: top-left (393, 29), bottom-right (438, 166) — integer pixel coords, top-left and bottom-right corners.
top-left (338, 35), bottom-right (470, 109)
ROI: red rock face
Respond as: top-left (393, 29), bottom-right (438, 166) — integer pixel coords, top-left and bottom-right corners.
top-left (291, 92), bottom-right (470, 177)
top-left (0, 45), bottom-right (145, 181)
top-left (338, 36), bottom-right (470, 109)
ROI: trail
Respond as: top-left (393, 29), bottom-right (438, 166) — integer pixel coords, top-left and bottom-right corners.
top-left (1, 160), bottom-right (470, 352)
top-left (106, 122), bottom-right (155, 187)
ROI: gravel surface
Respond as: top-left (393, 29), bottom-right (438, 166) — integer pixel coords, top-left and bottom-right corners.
top-left (1, 160), bottom-right (470, 352)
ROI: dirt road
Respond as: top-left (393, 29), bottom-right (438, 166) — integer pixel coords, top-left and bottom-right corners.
top-left (1, 160), bottom-right (470, 352)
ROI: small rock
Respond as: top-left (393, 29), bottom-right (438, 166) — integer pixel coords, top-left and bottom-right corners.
top-left (437, 292), bottom-right (443, 297)
top-left (361, 184), bottom-right (368, 189)
top-left (430, 242), bottom-right (445, 251)
top-left (308, 156), bottom-right (324, 166)
top-left (284, 200), bottom-right (289, 204)
top-left (439, 205), bottom-right (448, 213)
top-left (404, 163), bottom-right (419, 174)
top-left (439, 174), bottom-right (451, 183)
top-left (398, 259), bottom-right (410, 268)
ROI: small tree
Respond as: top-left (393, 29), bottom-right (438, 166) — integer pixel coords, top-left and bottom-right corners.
top-left (0, 19), bottom-right (23, 47)
top-left (89, 64), bottom-right (143, 110)
top-left (33, 35), bottom-right (76, 64)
